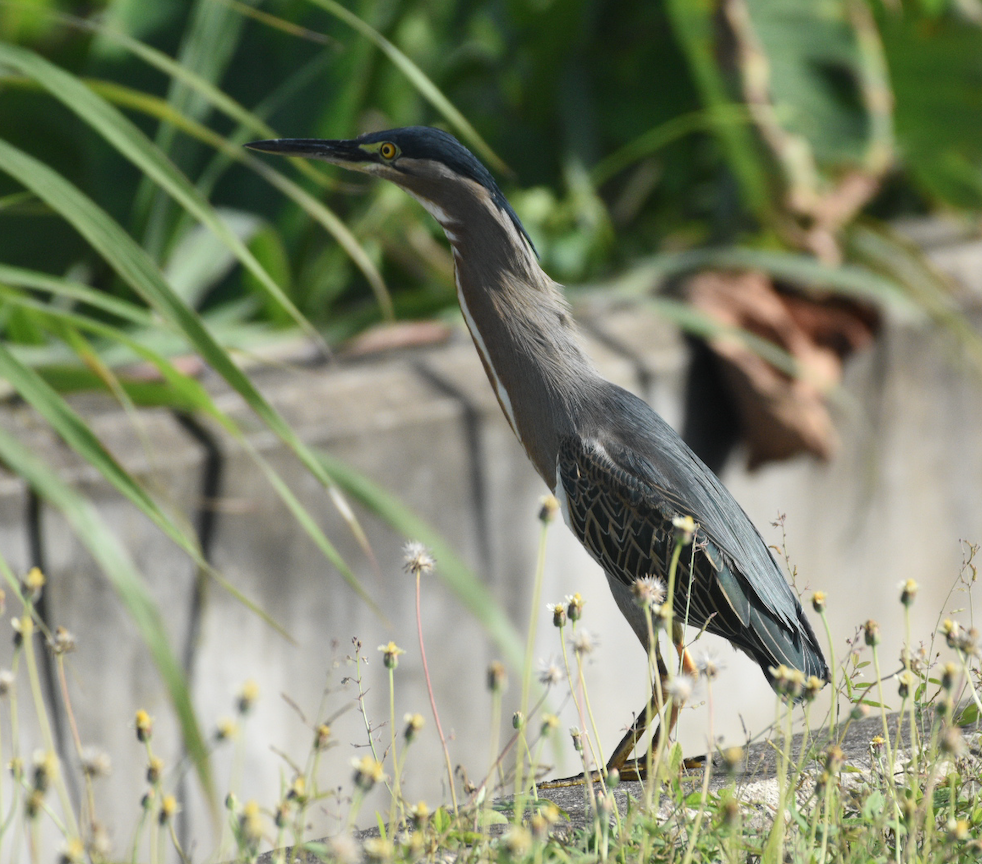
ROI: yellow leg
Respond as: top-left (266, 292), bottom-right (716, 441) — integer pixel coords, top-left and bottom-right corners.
top-left (607, 629), bottom-right (698, 782)
top-left (538, 629), bottom-right (698, 788)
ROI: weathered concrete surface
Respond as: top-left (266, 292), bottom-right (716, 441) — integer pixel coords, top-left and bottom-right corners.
top-left (0, 222), bottom-right (980, 858)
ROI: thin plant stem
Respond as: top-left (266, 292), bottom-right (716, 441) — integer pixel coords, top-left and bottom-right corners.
top-left (415, 569), bottom-right (458, 814)
top-left (516, 515), bottom-right (551, 800)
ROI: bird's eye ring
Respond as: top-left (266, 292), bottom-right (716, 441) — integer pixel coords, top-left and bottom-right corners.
top-left (379, 142), bottom-right (398, 160)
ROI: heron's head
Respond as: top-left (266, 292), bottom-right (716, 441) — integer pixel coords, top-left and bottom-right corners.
top-left (246, 126), bottom-right (533, 252)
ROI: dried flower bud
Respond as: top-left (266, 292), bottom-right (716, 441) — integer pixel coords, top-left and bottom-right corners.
top-left (722, 746), bottom-right (744, 775)
top-left (803, 675), bottom-right (824, 702)
top-left (32, 750), bottom-right (57, 792)
top-left (512, 711), bottom-right (524, 730)
top-left (378, 641), bottom-right (404, 670)
top-left (941, 661), bottom-right (958, 692)
top-left (403, 713), bottom-right (424, 743)
top-left (540, 714), bottom-right (560, 735)
top-left (352, 755), bottom-right (385, 791)
top-left (410, 801), bottom-right (429, 829)
top-left (569, 727), bottom-right (583, 752)
top-left (158, 795), bottom-right (179, 826)
top-left (22, 567), bottom-right (45, 599)
top-left (237, 679), bottom-right (259, 715)
top-left (487, 660), bottom-right (507, 693)
top-left (811, 591), bottom-right (826, 614)
top-left (672, 514), bottom-right (697, 545)
top-left (566, 593), bottom-right (585, 622)
top-left (899, 579), bottom-right (918, 607)
top-left (239, 800), bottom-right (264, 843)
top-left (146, 756), bottom-right (163, 784)
top-left (135, 710), bottom-right (153, 743)
top-left (539, 495), bottom-right (559, 524)
top-left (215, 717), bottom-right (238, 741)
top-left (0, 670), bottom-right (14, 697)
top-left (864, 620), bottom-right (881, 647)
top-left (547, 602), bottom-right (567, 628)
top-left (897, 670), bottom-right (914, 700)
top-left (314, 724), bottom-right (332, 750)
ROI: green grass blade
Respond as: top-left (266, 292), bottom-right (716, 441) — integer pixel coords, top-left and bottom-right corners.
top-left (0, 425), bottom-right (216, 814)
top-left (0, 339), bottom-right (207, 560)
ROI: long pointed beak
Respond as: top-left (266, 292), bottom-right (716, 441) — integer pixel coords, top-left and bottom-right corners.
top-left (245, 138), bottom-right (365, 165)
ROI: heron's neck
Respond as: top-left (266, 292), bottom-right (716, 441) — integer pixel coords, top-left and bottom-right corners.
top-left (442, 206), bottom-right (601, 488)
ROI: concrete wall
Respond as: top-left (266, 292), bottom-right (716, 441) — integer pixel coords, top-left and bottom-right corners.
top-left (1, 223), bottom-right (980, 855)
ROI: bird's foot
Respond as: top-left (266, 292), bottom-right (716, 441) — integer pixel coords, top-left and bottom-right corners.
top-left (536, 770), bottom-right (605, 789)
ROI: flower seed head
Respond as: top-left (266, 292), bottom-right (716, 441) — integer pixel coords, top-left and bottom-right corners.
top-left (512, 710), bottom-right (524, 729)
top-left (540, 713), bottom-right (560, 735)
top-left (897, 670), bottom-right (915, 700)
top-left (666, 674), bottom-right (695, 703)
top-left (215, 717), bottom-right (238, 742)
top-left (811, 591), bottom-right (826, 614)
top-left (570, 628), bottom-right (598, 656)
top-left (538, 657), bottom-right (564, 687)
top-left (696, 650), bottom-right (722, 681)
top-left (722, 746), bottom-right (744, 775)
top-left (80, 748), bottom-right (111, 780)
top-left (48, 627), bottom-right (75, 655)
top-left (402, 541), bottom-right (435, 577)
top-left (0, 670), bottom-right (14, 697)
top-left (631, 576), bottom-right (666, 608)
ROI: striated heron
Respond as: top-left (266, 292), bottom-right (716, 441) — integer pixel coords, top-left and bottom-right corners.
top-left (246, 127), bottom-right (830, 780)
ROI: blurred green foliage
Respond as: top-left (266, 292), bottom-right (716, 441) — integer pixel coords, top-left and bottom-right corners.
top-left (2, 0), bottom-right (976, 356)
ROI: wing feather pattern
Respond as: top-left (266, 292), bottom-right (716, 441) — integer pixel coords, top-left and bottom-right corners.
top-left (557, 385), bottom-right (829, 686)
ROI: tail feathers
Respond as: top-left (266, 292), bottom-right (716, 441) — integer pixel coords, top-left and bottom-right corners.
top-left (750, 605), bottom-right (830, 694)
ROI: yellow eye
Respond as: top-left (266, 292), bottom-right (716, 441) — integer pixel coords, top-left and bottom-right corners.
top-left (379, 142), bottom-right (397, 160)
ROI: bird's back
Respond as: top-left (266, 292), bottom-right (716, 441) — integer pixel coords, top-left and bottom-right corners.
top-left (558, 382), bottom-right (829, 687)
